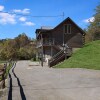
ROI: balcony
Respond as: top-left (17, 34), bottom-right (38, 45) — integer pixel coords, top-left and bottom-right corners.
top-left (36, 38), bottom-right (55, 48)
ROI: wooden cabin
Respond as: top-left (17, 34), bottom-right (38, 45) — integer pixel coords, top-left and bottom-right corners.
top-left (35, 17), bottom-right (85, 67)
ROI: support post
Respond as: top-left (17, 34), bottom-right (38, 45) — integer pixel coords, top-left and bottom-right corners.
top-left (51, 46), bottom-right (53, 57)
top-left (62, 12), bottom-right (65, 51)
top-left (41, 38), bottom-right (43, 67)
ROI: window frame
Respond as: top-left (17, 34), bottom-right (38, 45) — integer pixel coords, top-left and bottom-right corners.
top-left (64, 24), bottom-right (71, 34)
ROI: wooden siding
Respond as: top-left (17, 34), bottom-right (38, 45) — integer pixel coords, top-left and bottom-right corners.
top-left (36, 17), bottom-right (85, 64)
top-left (52, 19), bottom-right (84, 47)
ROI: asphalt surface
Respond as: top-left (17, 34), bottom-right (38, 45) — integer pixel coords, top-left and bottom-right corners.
top-left (7, 60), bottom-right (100, 100)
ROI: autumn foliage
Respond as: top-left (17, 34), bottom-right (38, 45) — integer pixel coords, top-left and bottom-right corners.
top-left (0, 33), bottom-right (36, 60)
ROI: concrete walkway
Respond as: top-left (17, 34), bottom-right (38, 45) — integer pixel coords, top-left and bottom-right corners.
top-left (7, 60), bottom-right (100, 100)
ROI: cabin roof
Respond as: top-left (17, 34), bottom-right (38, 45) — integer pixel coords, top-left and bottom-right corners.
top-left (54, 17), bottom-right (86, 35)
top-left (35, 29), bottom-right (52, 33)
top-left (35, 17), bottom-right (86, 35)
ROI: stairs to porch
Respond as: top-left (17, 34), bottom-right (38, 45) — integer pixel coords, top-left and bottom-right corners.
top-left (48, 45), bottom-right (72, 67)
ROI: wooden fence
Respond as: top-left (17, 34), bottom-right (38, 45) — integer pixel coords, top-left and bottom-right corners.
top-left (0, 63), bottom-right (7, 89)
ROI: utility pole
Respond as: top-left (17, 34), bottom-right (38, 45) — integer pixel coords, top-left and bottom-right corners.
top-left (41, 34), bottom-right (43, 67)
top-left (62, 12), bottom-right (65, 20)
top-left (62, 12), bottom-right (65, 50)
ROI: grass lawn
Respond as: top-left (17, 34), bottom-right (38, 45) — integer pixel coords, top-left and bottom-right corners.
top-left (55, 40), bottom-right (100, 70)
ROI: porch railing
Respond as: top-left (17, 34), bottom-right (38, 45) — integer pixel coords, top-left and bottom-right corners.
top-left (36, 38), bottom-right (55, 47)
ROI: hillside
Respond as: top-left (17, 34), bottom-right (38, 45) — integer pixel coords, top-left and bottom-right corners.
top-left (55, 40), bottom-right (100, 70)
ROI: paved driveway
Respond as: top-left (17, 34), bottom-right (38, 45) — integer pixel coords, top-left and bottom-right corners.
top-left (8, 61), bottom-right (100, 100)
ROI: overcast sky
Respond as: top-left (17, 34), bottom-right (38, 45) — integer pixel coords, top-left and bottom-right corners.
top-left (0, 0), bottom-right (99, 39)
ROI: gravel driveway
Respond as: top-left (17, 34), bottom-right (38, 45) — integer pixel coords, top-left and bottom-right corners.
top-left (7, 60), bottom-right (100, 100)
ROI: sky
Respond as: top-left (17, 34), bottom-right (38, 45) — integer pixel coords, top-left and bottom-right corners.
top-left (0, 0), bottom-right (99, 39)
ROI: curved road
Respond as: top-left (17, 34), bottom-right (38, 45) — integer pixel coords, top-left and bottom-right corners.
top-left (8, 61), bottom-right (100, 100)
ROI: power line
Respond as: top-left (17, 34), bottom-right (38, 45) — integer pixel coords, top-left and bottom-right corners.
top-left (0, 11), bottom-right (64, 18)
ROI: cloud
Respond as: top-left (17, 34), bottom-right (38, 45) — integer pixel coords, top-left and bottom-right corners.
top-left (13, 8), bottom-right (30, 14)
top-left (0, 5), bottom-right (4, 11)
top-left (23, 21), bottom-right (35, 26)
top-left (0, 5), bottom-right (33, 26)
top-left (0, 5), bottom-right (16, 25)
top-left (22, 9), bottom-right (30, 14)
top-left (83, 17), bottom-right (95, 23)
top-left (0, 13), bottom-right (16, 25)
top-left (19, 17), bottom-right (27, 22)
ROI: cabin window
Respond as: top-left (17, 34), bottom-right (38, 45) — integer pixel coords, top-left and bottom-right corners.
top-left (64, 24), bottom-right (71, 34)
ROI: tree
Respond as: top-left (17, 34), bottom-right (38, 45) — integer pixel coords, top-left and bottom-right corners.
top-left (87, 3), bottom-right (100, 41)
top-left (15, 33), bottom-right (30, 48)
top-left (0, 33), bottom-right (36, 60)
top-left (0, 39), bottom-right (18, 60)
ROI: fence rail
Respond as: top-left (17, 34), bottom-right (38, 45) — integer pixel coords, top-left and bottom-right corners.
top-left (0, 64), bottom-right (6, 89)
top-left (0, 60), bottom-right (14, 89)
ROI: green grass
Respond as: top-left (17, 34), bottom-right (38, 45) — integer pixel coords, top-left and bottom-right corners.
top-left (5, 62), bottom-right (13, 78)
top-left (55, 40), bottom-right (100, 70)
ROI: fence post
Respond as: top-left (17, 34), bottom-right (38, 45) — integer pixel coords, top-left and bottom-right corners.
top-left (2, 68), bottom-right (5, 89)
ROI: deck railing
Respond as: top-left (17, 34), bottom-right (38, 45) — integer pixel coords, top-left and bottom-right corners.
top-left (36, 38), bottom-right (55, 47)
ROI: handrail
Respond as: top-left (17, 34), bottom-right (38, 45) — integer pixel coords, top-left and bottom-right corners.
top-left (49, 41), bottom-right (64, 62)
top-left (49, 50), bottom-right (64, 62)
top-left (49, 53), bottom-right (65, 67)
top-left (49, 47), bottom-right (72, 67)
top-left (51, 47), bottom-right (72, 62)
